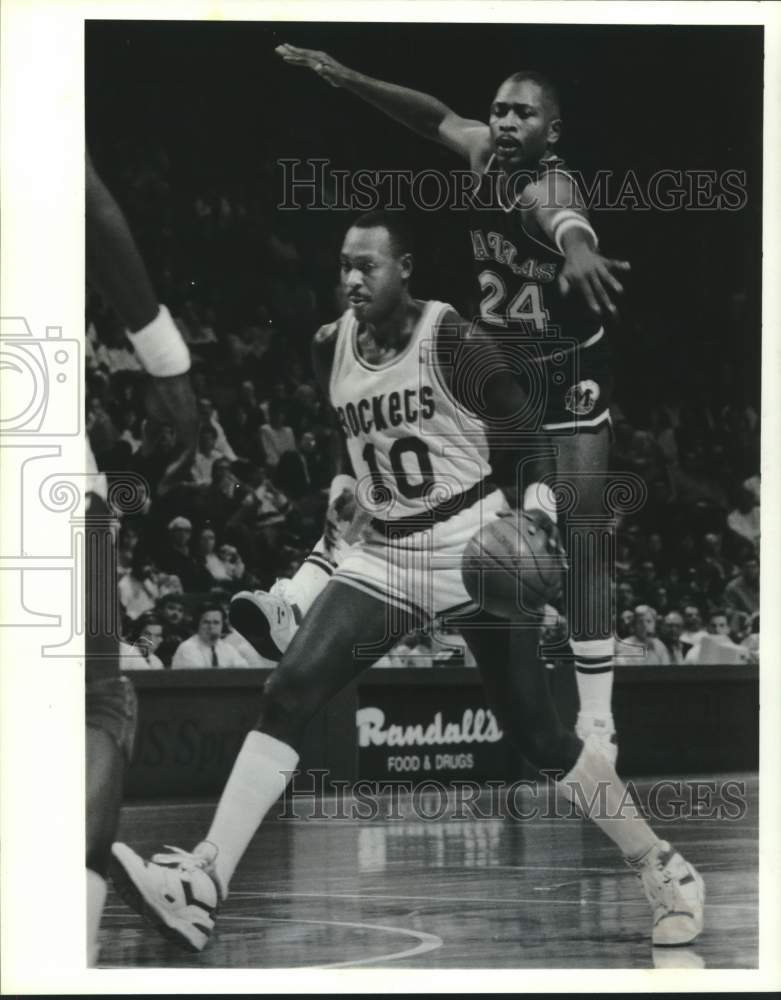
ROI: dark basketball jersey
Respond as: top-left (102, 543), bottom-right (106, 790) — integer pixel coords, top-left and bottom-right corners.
top-left (468, 155), bottom-right (603, 354)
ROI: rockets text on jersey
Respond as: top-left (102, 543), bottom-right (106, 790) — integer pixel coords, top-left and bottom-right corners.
top-left (329, 300), bottom-right (491, 522)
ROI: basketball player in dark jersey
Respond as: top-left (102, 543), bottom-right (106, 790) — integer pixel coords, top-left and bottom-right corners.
top-left (110, 212), bottom-right (702, 952)
top-left (85, 153), bottom-right (198, 963)
top-left (277, 45), bottom-right (626, 763)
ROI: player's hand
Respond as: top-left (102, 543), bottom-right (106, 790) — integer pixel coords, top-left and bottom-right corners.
top-left (323, 487), bottom-right (358, 554)
top-left (144, 372), bottom-right (200, 495)
top-left (558, 244), bottom-right (630, 319)
top-left (275, 44), bottom-right (350, 87)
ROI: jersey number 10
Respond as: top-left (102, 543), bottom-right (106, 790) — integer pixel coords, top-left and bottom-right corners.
top-left (362, 436), bottom-right (434, 500)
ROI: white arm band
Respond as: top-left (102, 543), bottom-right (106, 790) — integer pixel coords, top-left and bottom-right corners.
top-left (550, 209), bottom-right (598, 254)
top-left (126, 305), bottom-right (191, 377)
top-left (329, 473), bottom-right (356, 505)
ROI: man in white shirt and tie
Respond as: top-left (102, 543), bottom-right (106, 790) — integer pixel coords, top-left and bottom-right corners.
top-left (172, 604), bottom-right (249, 669)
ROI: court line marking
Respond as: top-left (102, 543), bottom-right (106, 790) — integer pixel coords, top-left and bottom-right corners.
top-left (225, 889), bottom-right (756, 911)
top-left (101, 909), bottom-right (442, 968)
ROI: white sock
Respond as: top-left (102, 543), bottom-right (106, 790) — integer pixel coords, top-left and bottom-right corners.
top-left (558, 740), bottom-right (659, 860)
top-left (198, 731), bottom-right (299, 897)
top-left (572, 638), bottom-right (615, 723)
top-left (86, 868), bottom-right (107, 967)
top-left (281, 539), bottom-right (335, 617)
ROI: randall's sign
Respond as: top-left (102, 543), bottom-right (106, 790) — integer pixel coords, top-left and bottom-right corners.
top-left (355, 687), bottom-right (522, 782)
top-left (356, 707), bottom-right (503, 749)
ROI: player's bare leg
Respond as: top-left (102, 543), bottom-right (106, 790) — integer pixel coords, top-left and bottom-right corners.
top-left (111, 581), bottom-right (417, 951)
top-left (462, 614), bottom-right (703, 945)
top-left (555, 426), bottom-right (618, 763)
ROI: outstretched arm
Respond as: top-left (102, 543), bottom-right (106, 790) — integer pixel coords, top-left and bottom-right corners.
top-left (523, 170), bottom-right (631, 319)
top-left (276, 44), bottom-right (490, 166)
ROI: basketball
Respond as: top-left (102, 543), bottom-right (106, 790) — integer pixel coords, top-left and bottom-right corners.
top-left (461, 511), bottom-right (565, 619)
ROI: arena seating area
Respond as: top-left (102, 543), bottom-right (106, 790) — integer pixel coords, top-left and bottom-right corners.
top-left (86, 144), bottom-right (761, 671)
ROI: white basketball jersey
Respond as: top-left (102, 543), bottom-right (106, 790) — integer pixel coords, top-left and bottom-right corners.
top-left (329, 300), bottom-right (491, 522)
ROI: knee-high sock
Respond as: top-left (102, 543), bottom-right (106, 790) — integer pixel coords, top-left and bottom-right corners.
top-left (198, 731), bottom-right (299, 897)
top-left (86, 868), bottom-right (107, 967)
top-left (280, 539), bottom-right (335, 618)
top-left (558, 739), bottom-right (659, 860)
top-left (571, 637), bottom-right (615, 725)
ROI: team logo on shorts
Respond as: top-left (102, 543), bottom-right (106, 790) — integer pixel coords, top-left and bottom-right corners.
top-left (564, 379), bottom-right (600, 416)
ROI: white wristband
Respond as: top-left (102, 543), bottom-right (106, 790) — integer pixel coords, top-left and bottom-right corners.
top-left (329, 473), bottom-right (356, 505)
top-left (553, 216), bottom-right (599, 253)
top-left (126, 305), bottom-right (191, 377)
top-left (524, 482), bottom-right (558, 524)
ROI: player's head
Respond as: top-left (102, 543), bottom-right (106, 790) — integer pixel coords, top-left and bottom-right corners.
top-left (490, 70), bottom-right (561, 169)
top-left (340, 211), bottom-right (413, 324)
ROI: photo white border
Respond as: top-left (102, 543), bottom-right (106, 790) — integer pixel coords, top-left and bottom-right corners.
top-left (1, 0), bottom-right (779, 993)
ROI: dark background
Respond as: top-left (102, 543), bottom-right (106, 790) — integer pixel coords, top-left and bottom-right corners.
top-left (86, 20), bottom-right (763, 419)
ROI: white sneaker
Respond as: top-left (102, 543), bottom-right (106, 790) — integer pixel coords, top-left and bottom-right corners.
top-left (110, 843), bottom-right (220, 952)
top-left (576, 713), bottom-right (618, 768)
top-left (630, 840), bottom-right (705, 946)
top-left (230, 587), bottom-right (298, 661)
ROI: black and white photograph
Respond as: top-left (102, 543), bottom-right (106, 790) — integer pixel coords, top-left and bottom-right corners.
top-left (1, 2), bottom-right (779, 992)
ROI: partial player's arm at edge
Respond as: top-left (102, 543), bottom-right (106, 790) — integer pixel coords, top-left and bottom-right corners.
top-left (275, 43), bottom-right (490, 167)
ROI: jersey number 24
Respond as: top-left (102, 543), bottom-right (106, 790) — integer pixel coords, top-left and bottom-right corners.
top-left (478, 270), bottom-right (550, 331)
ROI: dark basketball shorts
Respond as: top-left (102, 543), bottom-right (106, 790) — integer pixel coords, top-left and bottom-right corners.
top-left (86, 674), bottom-right (138, 762)
top-left (531, 330), bottom-right (613, 434)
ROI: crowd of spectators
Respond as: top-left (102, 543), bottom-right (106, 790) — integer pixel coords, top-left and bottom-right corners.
top-left (88, 144), bottom-right (761, 671)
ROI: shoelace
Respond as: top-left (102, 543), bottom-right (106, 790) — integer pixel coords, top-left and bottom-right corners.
top-left (151, 844), bottom-right (209, 871)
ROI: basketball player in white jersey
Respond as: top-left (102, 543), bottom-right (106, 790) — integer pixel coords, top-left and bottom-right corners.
top-left (111, 212), bottom-right (703, 952)
top-left (272, 44), bottom-right (626, 765)
top-left (85, 152), bottom-right (198, 964)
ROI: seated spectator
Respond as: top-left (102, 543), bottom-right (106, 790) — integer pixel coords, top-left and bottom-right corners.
top-left (128, 613), bottom-right (165, 669)
top-left (155, 594), bottom-right (191, 667)
top-left (728, 610), bottom-right (750, 647)
top-left (615, 605), bottom-right (670, 666)
top-left (117, 551), bottom-right (161, 620)
top-left (724, 556), bottom-right (759, 616)
top-left (697, 532), bottom-right (733, 602)
top-left (198, 397), bottom-right (237, 461)
top-left (158, 516), bottom-right (213, 592)
top-left (116, 406), bottom-right (143, 454)
top-left (195, 525), bottom-right (232, 583)
top-left (171, 604), bottom-right (249, 668)
top-left (86, 396), bottom-right (119, 462)
top-left (680, 605), bottom-right (707, 652)
top-left (251, 464), bottom-right (290, 519)
top-left (741, 613), bottom-right (760, 664)
top-left (119, 640), bottom-right (148, 671)
top-left (616, 582), bottom-right (637, 615)
top-left (685, 609), bottom-right (750, 665)
top-left (259, 401), bottom-right (296, 469)
top-left (659, 611), bottom-right (686, 665)
top-left (191, 425), bottom-right (226, 485)
top-left (116, 523), bottom-right (141, 580)
top-left (276, 430), bottom-right (331, 500)
top-left (217, 543), bottom-right (248, 586)
top-left (616, 609), bottom-right (635, 639)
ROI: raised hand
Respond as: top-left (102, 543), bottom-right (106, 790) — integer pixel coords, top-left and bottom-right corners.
top-left (558, 244), bottom-right (631, 319)
top-left (275, 44), bottom-right (349, 88)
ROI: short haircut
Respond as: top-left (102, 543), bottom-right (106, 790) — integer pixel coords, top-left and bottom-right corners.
top-left (709, 608), bottom-right (728, 621)
top-left (502, 70), bottom-right (561, 117)
top-left (196, 602), bottom-right (224, 625)
top-left (349, 210), bottom-right (414, 258)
